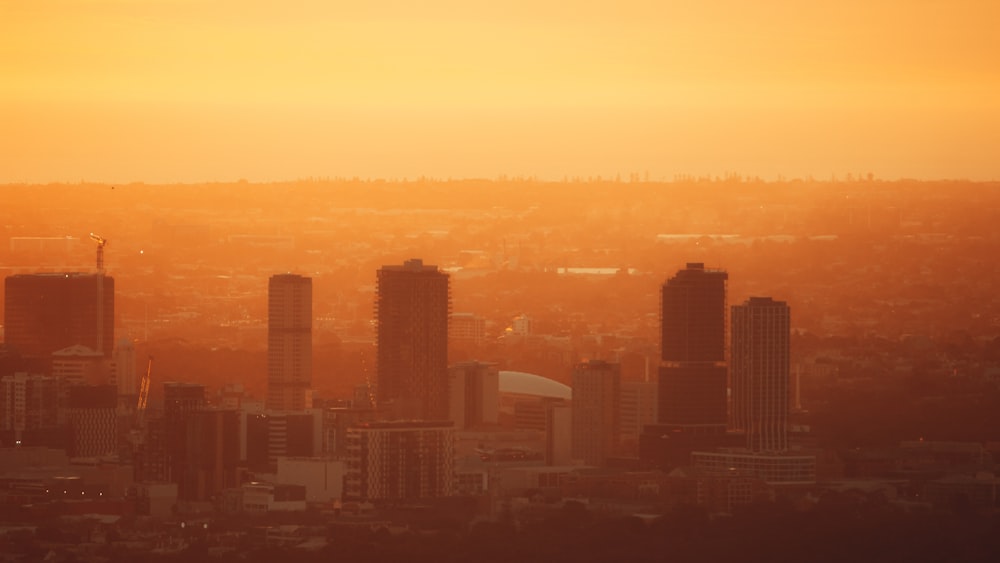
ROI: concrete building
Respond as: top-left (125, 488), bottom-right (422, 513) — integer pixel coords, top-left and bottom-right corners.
top-left (571, 360), bottom-right (620, 466)
top-left (111, 338), bottom-right (137, 397)
top-left (3, 272), bottom-right (115, 360)
top-left (245, 410), bottom-right (323, 473)
top-left (448, 361), bottom-right (499, 430)
top-left (546, 403), bottom-right (573, 466)
top-left (619, 381), bottom-right (657, 455)
top-left (450, 312), bottom-right (486, 345)
top-left (345, 421), bottom-right (454, 501)
top-left (237, 482), bottom-right (308, 513)
top-left (52, 345), bottom-right (108, 386)
top-left (690, 450), bottom-right (817, 485)
top-left (375, 259), bottom-right (450, 421)
top-left (267, 274), bottom-right (313, 411)
top-left (0, 372), bottom-right (61, 446)
top-left (275, 457), bottom-right (346, 503)
top-left (731, 297), bottom-right (791, 452)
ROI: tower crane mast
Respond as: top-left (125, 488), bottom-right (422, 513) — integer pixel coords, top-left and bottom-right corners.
top-left (89, 233), bottom-right (107, 272)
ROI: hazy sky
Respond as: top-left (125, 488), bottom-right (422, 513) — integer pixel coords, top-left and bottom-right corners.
top-left (2, 0), bottom-right (998, 183)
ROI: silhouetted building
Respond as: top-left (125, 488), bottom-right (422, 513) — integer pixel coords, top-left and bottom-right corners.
top-left (267, 274), bottom-right (312, 411)
top-left (571, 360), bottom-right (620, 466)
top-left (177, 408), bottom-right (240, 502)
top-left (137, 383), bottom-right (205, 483)
top-left (375, 259), bottom-right (450, 420)
top-left (345, 421), bottom-right (454, 501)
top-left (642, 263), bottom-right (733, 469)
top-left (245, 410), bottom-right (322, 473)
top-left (67, 384), bottom-right (117, 457)
top-left (731, 297), bottom-right (790, 452)
top-left (3, 273), bottom-right (114, 361)
top-left (448, 361), bottom-right (499, 429)
top-left (658, 263), bottom-right (728, 429)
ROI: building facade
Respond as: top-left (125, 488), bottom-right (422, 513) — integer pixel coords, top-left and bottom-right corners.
top-left (731, 297), bottom-right (791, 452)
top-left (4, 273), bottom-right (115, 360)
top-left (447, 361), bottom-right (499, 430)
top-left (375, 259), bottom-right (450, 420)
top-left (267, 274), bottom-right (313, 411)
top-left (571, 360), bottom-right (620, 466)
top-left (345, 421), bottom-right (455, 501)
top-left (657, 263), bottom-right (729, 430)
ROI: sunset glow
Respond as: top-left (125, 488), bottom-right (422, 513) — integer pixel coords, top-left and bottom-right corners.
top-left (2, 0), bottom-right (998, 182)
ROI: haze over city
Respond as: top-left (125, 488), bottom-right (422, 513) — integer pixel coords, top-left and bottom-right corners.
top-left (3, 0), bottom-right (999, 183)
top-left (2, 1), bottom-right (1000, 562)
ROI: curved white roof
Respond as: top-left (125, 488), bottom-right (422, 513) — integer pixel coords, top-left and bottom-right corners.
top-left (498, 371), bottom-right (571, 400)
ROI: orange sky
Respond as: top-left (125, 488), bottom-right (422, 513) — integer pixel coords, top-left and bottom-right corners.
top-left (2, 0), bottom-right (998, 183)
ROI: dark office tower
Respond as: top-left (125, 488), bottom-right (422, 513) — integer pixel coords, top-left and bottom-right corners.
top-left (657, 263), bottom-right (728, 430)
top-left (571, 360), bottom-right (621, 466)
top-left (267, 274), bottom-right (313, 411)
top-left (375, 259), bottom-right (450, 421)
top-left (660, 263), bottom-right (728, 363)
top-left (178, 409), bottom-right (240, 502)
top-left (731, 297), bottom-right (790, 452)
top-left (3, 273), bottom-right (114, 360)
top-left (148, 382), bottom-right (206, 484)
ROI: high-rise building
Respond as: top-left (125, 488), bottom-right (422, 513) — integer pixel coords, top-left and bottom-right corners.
top-left (571, 360), bottom-right (620, 466)
top-left (375, 259), bottom-right (450, 420)
top-left (657, 263), bottom-right (728, 430)
top-left (344, 421), bottom-right (454, 501)
top-left (447, 361), bottom-right (499, 430)
top-left (3, 273), bottom-right (114, 360)
top-left (267, 274), bottom-right (312, 411)
top-left (731, 297), bottom-right (791, 452)
top-left (641, 263), bottom-right (735, 470)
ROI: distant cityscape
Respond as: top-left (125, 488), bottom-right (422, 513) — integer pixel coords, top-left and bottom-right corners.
top-left (2, 180), bottom-right (1000, 561)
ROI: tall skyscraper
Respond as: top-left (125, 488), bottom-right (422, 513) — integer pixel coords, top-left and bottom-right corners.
top-left (571, 359), bottom-right (621, 466)
top-left (375, 259), bottom-right (450, 421)
top-left (657, 263), bottom-right (728, 431)
top-left (267, 274), bottom-right (312, 411)
top-left (3, 273), bottom-right (114, 361)
top-left (731, 297), bottom-right (791, 452)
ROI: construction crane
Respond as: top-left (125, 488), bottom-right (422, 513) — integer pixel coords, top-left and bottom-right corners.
top-left (136, 356), bottom-right (152, 428)
top-left (89, 233), bottom-right (107, 272)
